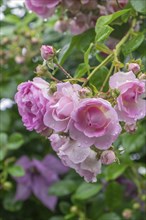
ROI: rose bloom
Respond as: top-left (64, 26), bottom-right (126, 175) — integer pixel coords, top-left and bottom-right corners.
top-left (15, 77), bottom-right (51, 135)
top-left (25, 0), bottom-right (60, 18)
top-left (100, 150), bottom-right (116, 165)
top-left (69, 98), bottom-right (121, 150)
top-left (49, 134), bottom-right (101, 182)
top-left (109, 71), bottom-right (146, 123)
top-left (44, 82), bottom-right (81, 132)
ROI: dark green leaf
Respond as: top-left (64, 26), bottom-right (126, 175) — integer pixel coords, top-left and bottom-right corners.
top-left (99, 213), bottom-right (121, 220)
top-left (7, 133), bottom-right (24, 150)
top-left (48, 180), bottom-right (77, 197)
top-left (3, 193), bottom-right (22, 212)
top-left (130, 0), bottom-right (146, 14)
top-left (8, 165), bottom-right (25, 177)
top-left (73, 182), bottom-right (102, 200)
top-left (95, 9), bottom-right (130, 28)
top-left (121, 132), bottom-right (145, 153)
top-left (122, 33), bottom-right (144, 56)
top-left (95, 25), bottom-right (113, 42)
top-left (105, 182), bottom-right (124, 209)
top-left (74, 63), bottom-right (89, 78)
top-left (104, 163), bottom-right (128, 181)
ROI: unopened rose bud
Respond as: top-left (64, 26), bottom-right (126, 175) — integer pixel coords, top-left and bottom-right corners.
top-left (100, 150), bottom-right (116, 165)
top-left (122, 209), bottom-right (132, 219)
top-left (128, 63), bottom-right (140, 74)
top-left (40, 45), bottom-right (55, 61)
top-left (36, 64), bottom-right (48, 76)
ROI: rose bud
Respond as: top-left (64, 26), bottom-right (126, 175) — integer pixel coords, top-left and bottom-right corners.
top-left (40, 45), bottom-right (55, 60)
top-left (128, 63), bottom-right (140, 74)
top-left (100, 150), bottom-right (116, 165)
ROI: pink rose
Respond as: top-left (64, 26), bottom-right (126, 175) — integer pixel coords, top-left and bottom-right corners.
top-left (109, 71), bottom-right (146, 123)
top-left (44, 82), bottom-right (81, 132)
top-left (40, 45), bottom-right (55, 60)
top-left (25, 0), bottom-right (59, 18)
top-left (15, 77), bottom-right (51, 135)
top-left (100, 150), bottom-right (116, 165)
top-left (50, 135), bottom-right (101, 182)
top-left (69, 98), bottom-right (121, 149)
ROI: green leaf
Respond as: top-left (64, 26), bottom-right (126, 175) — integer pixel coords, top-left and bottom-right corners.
top-left (7, 133), bottom-right (24, 150)
top-left (121, 132), bottom-right (145, 153)
top-left (95, 42), bottom-right (112, 54)
top-left (3, 193), bottom-right (22, 212)
top-left (89, 66), bottom-right (109, 91)
top-left (73, 182), bottom-right (102, 200)
top-left (74, 63), bottom-right (89, 78)
top-left (49, 217), bottom-right (64, 220)
top-left (0, 133), bottom-right (8, 161)
top-left (130, 0), bottom-right (146, 14)
top-left (0, 111), bottom-right (11, 132)
top-left (48, 180), bottom-right (77, 197)
top-left (0, 132), bottom-right (8, 147)
top-left (104, 163), bottom-right (128, 181)
top-left (99, 213), bottom-right (121, 220)
top-left (105, 182), bottom-right (124, 209)
top-left (8, 165), bottom-right (25, 177)
top-left (95, 25), bottom-right (113, 42)
top-left (122, 33), bottom-right (144, 56)
top-left (59, 29), bottom-right (95, 65)
top-left (59, 202), bottom-right (70, 214)
top-left (95, 9), bottom-right (131, 28)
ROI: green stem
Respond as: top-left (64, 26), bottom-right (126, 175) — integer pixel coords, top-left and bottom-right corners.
top-left (100, 63), bottom-right (114, 92)
top-left (55, 62), bottom-right (72, 79)
top-left (83, 19), bottom-right (136, 88)
top-left (82, 53), bottom-right (113, 87)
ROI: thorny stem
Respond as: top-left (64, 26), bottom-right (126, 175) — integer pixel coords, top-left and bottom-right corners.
top-left (83, 19), bottom-right (136, 88)
top-left (55, 61), bottom-right (72, 79)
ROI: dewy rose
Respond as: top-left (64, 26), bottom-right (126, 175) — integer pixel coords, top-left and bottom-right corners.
top-left (49, 134), bottom-right (101, 182)
top-left (40, 45), bottom-right (55, 60)
top-left (109, 71), bottom-right (146, 123)
top-left (15, 77), bottom-right (51, 135)
top-left (25, 0), bottom-right (59, 18)
top-left (44, 82), bottom-right (81, 132)
top-left (69, 98), bottom-right (121, 149)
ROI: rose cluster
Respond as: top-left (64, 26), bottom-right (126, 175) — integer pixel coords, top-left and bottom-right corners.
top-left (24, 0), bottom-right (128, 35)
top-left (15, 59), bottom-right (145, 182)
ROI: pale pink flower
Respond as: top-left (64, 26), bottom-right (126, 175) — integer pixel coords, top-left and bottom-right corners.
top-left (49, 135), bottom-right (101, 182)
top-left (15, 77), bottom-right (51, 135)
top-left (69, 98), bottom-right (121, 149)
top-left (44, 82), bottom-right (81, 132)
top-left (109, 71), bottom-right (146, 123)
